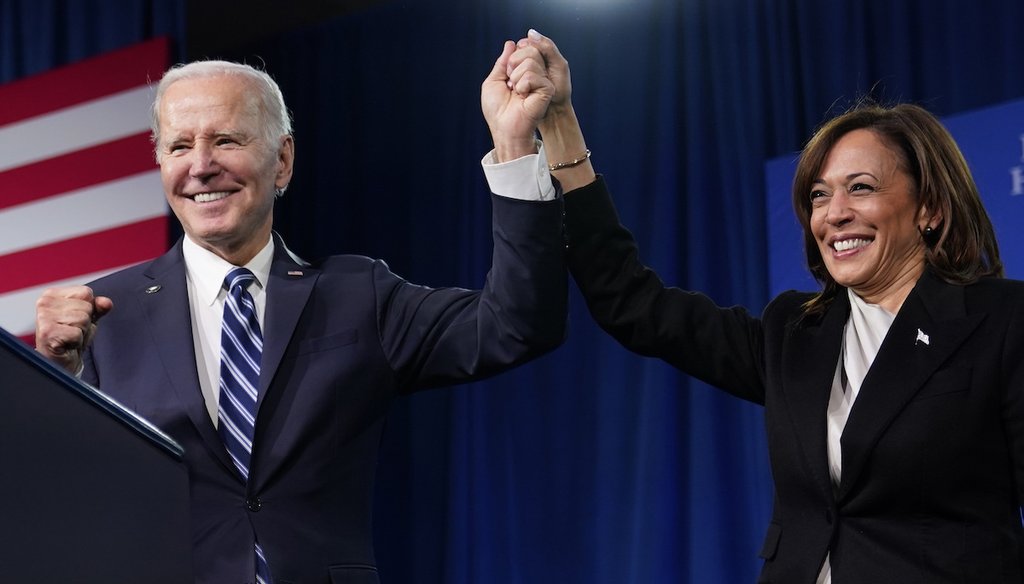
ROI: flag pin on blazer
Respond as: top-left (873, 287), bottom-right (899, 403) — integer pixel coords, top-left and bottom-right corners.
top-left (288, 270), bottom-right (303, 277)
top-left (915, 328), bottom-right (930, 346)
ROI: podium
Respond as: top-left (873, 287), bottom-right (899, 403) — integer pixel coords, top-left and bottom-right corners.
top-left (0, 329), bottom-right (192, 583)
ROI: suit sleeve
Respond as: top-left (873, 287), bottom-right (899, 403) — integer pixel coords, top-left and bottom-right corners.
top-left (377, 194), bottom-right (567, 391)
top-left (563, 175), bottom-right (767, 404)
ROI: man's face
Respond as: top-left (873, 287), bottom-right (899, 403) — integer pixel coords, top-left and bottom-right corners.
top-left (156, 74), bottom-right (293, 263)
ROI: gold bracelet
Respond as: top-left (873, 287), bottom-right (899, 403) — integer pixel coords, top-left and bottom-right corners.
top-left (548, 149), bottom-right (591, 171)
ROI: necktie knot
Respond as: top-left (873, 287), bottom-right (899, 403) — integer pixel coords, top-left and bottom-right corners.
top-left (226, 267), bottom-right (257, 292)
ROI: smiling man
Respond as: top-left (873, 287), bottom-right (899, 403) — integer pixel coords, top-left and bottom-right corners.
top-left (156, 70), bottom-right (290, 267)
top-left (34, 40), bottom-right (566, 584)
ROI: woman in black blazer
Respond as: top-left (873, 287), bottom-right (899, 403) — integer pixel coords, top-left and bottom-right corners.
top-left (514, 32), bottom-right (1024, 583)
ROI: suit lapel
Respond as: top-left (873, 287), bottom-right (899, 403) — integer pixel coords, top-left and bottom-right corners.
top-left (780, 293), bottom-right (849, 501)
top-left (246, 238), bottom-right (318, 489)
top-left (837, 273), bottom-right (984, 501)
top-left (140, 236), bottom-right (320, 482)
top-left (257, 236), bottom-right (318, 409)
top-left (136, 242), bottom-right (235, 472)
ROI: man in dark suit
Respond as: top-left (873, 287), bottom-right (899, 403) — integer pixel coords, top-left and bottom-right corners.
top-left (34, 39), bottom-right (565, 584)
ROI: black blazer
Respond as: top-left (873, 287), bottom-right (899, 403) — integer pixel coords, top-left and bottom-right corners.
top-left (81, 194), bottom-right (567, 584)
top-left (564, 176), bottom-right (1024, 583)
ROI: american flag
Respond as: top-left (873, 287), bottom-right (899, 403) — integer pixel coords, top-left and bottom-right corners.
top-left (0, 38), bottom-right (170, 344)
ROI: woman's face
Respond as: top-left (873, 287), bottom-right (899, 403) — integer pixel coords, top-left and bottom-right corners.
top-left (808, 129), bottom-right (930, 307)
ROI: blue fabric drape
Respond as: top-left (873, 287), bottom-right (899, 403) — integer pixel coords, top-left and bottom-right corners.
top-left (7, 0), bottom-right (1024, 582)
top-left (0, 0), bottom-right (184, 82)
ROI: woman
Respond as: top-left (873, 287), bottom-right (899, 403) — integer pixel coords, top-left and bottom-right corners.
top-left (517, 32), bottom-right (1024, 583)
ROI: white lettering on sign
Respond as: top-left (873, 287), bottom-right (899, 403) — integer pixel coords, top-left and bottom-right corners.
top-left (1011, 134), bottom-right (1024, 196)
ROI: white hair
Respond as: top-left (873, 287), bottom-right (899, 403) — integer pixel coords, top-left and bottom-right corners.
top-left (150, 60), bottom-right (292, 159)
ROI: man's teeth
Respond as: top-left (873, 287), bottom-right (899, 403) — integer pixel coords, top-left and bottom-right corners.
top-left (193, 192), bottom-right (230, 203)
top-left (833, 238), bottom-right (870, 252)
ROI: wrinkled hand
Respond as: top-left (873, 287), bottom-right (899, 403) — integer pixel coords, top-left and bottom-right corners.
top-left (35, 286), bottom-right (112, 374)
top-left (481, 37), bottom-right (555, 161)
top-left (512, 29), bottom-right (572, 121)
top-left (513, 30), bottom-right (594, 191)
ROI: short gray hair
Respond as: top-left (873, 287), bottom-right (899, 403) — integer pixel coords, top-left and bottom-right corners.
top-left (150, 60), bottom-right (292, 159)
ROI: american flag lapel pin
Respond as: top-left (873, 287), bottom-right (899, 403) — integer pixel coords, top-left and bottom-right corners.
top-left (915, 328), bottom-right (930, 346)
top-left (287, 270), bottom-right (304, 277)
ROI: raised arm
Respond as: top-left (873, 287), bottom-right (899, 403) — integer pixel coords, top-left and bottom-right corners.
top-left (514, 30), bottom-right (596, 192)
top-left (481, 38), bottom-right (554, 162)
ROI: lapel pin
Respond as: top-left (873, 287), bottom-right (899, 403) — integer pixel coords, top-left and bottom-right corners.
top-left (144, 284), bottom-right (162, 294)
top-left (287, 270), bottom-right (304, 277)
top-left (915, 328), bottom-right (930, 346)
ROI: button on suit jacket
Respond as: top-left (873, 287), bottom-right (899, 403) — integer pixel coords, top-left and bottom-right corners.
top-left (82, 194), bottom-right (567, 584)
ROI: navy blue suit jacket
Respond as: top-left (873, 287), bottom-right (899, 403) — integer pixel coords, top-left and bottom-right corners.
top-left (82, 194), bottom-right (566, 584)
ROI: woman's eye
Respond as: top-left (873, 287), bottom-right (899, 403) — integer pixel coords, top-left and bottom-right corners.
top-left (850, 183), bottom-right (875, 193)
top-left (809, 190), bottom-right (827, 201)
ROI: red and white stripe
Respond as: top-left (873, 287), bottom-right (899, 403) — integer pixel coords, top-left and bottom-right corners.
top-left (0, 38), bottom-right (170, 343)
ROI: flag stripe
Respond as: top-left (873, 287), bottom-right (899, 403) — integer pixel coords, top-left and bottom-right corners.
top-left (0, 132), bottom-right (156, 210)
top-left (0, 37), bottom-right (168, 127)
top-left (0, 264), bottom-right (144, 338)
top-left (0, 171), bottom-right (166, 257)
top-left (0, 217), bottom-right (167, 295)
top-left (0, 38), bottom-right (170, 345)
top-left (0, 86), bottom-right (155, 172)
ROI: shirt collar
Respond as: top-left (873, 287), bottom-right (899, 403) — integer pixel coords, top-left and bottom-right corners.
top-left (182, 235), bottom-right (275, 306)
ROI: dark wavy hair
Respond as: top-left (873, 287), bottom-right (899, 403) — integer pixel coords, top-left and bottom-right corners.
top-left (791, 102), bottom-right (1003, 316)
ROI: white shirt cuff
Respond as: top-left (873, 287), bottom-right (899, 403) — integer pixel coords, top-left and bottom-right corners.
top-left (481, 141), bottom-right (557, 202)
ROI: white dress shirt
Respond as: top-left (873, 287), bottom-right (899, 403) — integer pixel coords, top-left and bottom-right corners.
top-left (480, 141), bottom-right (557, 202)
top-left (181, 145), bottom-right (556, 425)
top-left (183, 235), bottom-right (274, 425)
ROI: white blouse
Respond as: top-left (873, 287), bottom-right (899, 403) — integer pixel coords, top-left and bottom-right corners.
top-left (817, 289), bottom-right (896, 584)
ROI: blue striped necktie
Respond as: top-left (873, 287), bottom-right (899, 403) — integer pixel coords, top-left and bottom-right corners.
top-left (218, 267), bottom-right (273, 584)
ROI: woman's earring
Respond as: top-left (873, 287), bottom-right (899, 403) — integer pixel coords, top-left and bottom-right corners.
top-left (921, 224), bottom-right (939, 246)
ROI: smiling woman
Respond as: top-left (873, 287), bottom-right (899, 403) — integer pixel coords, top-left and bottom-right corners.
top-left (793, 103), bottom-right (1003, 319)
top-left (806, 129), bottom-right (935, 314)
top-left (521, 30), bottom-right (1024, 584)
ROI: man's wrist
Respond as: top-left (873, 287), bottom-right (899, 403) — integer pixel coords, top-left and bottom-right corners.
top-left (492, 135), bottom-right (540, 163)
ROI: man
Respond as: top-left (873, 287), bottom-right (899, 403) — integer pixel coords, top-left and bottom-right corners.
top-left (35, 38), bottom-right (565, 584)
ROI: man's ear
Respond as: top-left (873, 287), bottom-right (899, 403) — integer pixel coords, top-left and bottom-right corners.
top-left (275, 135), bottom-right (295, 189)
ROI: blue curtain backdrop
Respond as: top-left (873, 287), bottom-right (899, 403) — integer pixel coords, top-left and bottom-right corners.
top-left (5, 0), bottom-right (1024, 582)
top-left (0, 0), bottom-right (184, 79)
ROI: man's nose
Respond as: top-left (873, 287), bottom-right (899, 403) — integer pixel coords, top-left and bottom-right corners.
top-left (189, 143), bottom-right (220, 178)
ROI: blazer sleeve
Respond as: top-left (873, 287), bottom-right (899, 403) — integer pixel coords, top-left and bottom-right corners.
top-left (563, 175), bottom-right (767, 404)
top-left (377, 194), bottom-right (567, 391)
